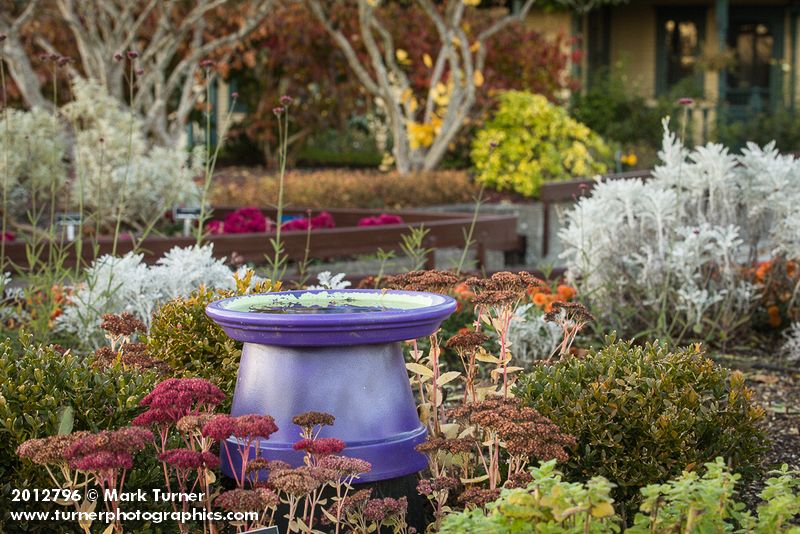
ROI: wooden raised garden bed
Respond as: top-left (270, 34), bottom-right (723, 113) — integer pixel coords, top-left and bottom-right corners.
top-left (3, 207), bottom-right (522, 270)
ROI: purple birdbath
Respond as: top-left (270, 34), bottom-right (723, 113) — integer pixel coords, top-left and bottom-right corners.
top-left (205, 289), bottom-right (456, 482)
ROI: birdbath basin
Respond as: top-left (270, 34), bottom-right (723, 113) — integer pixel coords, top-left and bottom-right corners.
top-left (206, 289), bottom-right (456, 482)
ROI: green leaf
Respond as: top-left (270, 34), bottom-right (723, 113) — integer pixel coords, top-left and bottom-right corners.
top-left (56, 405), bottom-right (74, 435)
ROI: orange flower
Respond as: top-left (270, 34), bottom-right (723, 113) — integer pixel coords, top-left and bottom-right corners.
top-left (457, 327), bottom-right (472, 335)
top-left (755, 261), bottom-right (771, 283)
top-left (453, 282), bottom-right (475, 302)
top-left (787, 261), bottom-right (798, 279)
top-left (532, 293), bottom-right (548, 307)
top-left (544, 295), bottom-right (558, 313)
top-left (556, 284), bottom-right (576, 301)
top-left (767, 305), bottom-right (781, 328)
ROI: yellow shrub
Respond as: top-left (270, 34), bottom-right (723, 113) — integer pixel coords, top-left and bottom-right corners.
top-left (471, 91), bottom-right (611, 197)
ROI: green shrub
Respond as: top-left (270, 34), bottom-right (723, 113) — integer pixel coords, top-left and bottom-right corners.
top-left (716, 111), bottom-right (800, 154)
top-left (441, 458), bottom-right (800, 533)
top-left (471, 91), bottom-right (610, 197)
top-left (440, 460), bottom-right (619, 533)
top-left (147, 286), bottom-right (241, 402)
top-left (513, 336), bottom-right (768, 504)
top-left (570, 68), bottom-right (683, 154)
top-left (147, 276), bottom-right (280, 402)
top-left (0, 336), bottom-right (159, 512)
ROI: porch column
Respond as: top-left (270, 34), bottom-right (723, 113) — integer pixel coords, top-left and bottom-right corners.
top-left (715, 0), bottom-right (729, 105)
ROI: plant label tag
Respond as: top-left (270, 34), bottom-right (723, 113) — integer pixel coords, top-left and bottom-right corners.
top-left (173, 206), bottom-right (203, 220)
top-left (56, 212), bottom-right (82, 241)
top-left (243, 527), bottom-right (279, 534)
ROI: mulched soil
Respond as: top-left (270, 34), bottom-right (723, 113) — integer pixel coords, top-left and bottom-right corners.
top-left (718, 355), bottom-right (800, 508)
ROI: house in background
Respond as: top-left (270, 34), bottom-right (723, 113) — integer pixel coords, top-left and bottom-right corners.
top-left (528, 1), bottom-right (800, 137)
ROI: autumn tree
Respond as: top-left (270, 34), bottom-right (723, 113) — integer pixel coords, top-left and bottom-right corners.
top-left (0, 0), bottom-right (275, 144)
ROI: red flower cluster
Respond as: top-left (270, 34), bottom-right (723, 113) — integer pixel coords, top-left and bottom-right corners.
top-left (222, 207), bottom-right (272, 234)
top-left (134, 378), bottom-right (225, 427)
top-left (66, 427), bottom-right (153, 472)
top-left (201, 414), bottom-right (279, 441)
top-left (292, 437), bottom-right (345, 457)
top-left (357, 213), bottom-right (404, 226)
top-left (281, 211), bottom-right (335, 232)
top-left (158, 449), bottom-right (219, 471)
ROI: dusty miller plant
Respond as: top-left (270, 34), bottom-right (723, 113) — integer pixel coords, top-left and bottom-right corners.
top-left (56, 244), bottom-right (252, 346)
top-left (559, 118), bottom-right (800, 344)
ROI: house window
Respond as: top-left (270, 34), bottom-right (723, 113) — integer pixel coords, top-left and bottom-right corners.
top-left (656, 8), bottom-right (706, 95)
top-left (727, 7), bottom-right (783, 113)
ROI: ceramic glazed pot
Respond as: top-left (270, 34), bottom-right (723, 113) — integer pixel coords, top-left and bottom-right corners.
top-left (205, 289), bottom-right (456, 482)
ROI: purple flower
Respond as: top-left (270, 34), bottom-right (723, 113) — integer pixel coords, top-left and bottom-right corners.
top-left (231, 91), bottom-right (239, 99)
top-left (200, 59), bottom-right (215, 69)
top-left (280, 95), bottom-right (294, 106)
top-left (113, 52), bottom-right (123, 62)
top-left (0, 34), bottom-right (7, 43)
top-left (272, 106), bottom-right (284, 116)
top-left (126, 50), bottom-right (139, 59)
top-left (678, 97), bottom-right (694, 106)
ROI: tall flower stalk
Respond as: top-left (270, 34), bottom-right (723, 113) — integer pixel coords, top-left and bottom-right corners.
top-left (266, 96), bottom-right (293, 281)
top-left (196, 61), bottom-right (238, 245)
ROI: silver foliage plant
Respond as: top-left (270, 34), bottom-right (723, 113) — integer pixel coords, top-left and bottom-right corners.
top-left (559, 118), bottom-right (800, 343)
top-left (782, 322), bottom-right (800, 363)
top-left (56, 244), bottom-right (253, 347)
top-left (1, 78), bottom-right (201, 230)
top-left (507, 304), bottom-right (561, 365)
top-left (62, 78), bottom-right (202, 228)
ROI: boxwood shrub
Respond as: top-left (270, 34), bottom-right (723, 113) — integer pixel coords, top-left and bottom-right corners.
top-left (513, 335), bottom-right (768, 504)
top-left (0, 336), bottom-right (160, 528)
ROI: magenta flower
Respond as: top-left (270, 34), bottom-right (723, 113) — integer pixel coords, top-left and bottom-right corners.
top-left (1, 231), bottom-right (14, 242)
top-left (205, 220), bottom-right (225, 235)
top-left (678, 97), bottom-right (694, 106)
top-left (281, 211), bottom-right (336, 232)
top-left (357, 214), bottom-right (404, 227)
top-left (223, 207), bottom-right (270, 234)
top-left (280, 95), bottom-right (294, 106)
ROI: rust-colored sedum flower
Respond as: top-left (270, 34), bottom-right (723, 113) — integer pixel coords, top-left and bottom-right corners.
top-left (467, 271), bottom-right (545, 306)
top-left (447, 397), bottom-right (575, 463)
top-left (362, 496), bottom-right (408, 522)
top-left (17, 432), bottom-right (91, 466)
top-left (383, 270), bottom-right (459, 294)
top-left (417, 476), bottom-right (459, 496)
top-left (268, 466), bottom-right (321, 495)
top-left (176, 413), bottom-right (217, 434)
top-left (215, 489), bottom-right (266, 512)
top-left (100, 312), bottom-right (146, 337)
top-left (317, 455), bottom-right (372, 478)
top-left (458, 487), bottom-right (501, 508)
top-left (445, 331), bottom-right (488, 351)
top-left (292, 411), bottom-right (335, 429)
